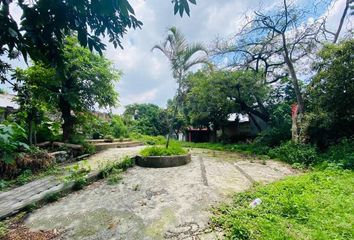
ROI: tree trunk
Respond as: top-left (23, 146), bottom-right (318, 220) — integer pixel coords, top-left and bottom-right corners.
top-left (248, 113), bottom-right (262, 133)
top-left (333, 0), bottom-right (349, 44)
top-left (28, 120), bottom-right (33, 145)
top-left (281, 33), bottom-right (305, 142)
top-left (59, 96), bottom-right (74, 142)
top-left (166, 94), bottom-right (179, 148)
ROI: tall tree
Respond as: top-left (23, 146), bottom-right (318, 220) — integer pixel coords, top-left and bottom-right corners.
top-left (306, 39), bottom-right (354, 147)
top-left (215, 0), bottom-right (321, 142)
top-left (152, 26), bottom-right (209, 148)
top-left (123, 103), bottom-right (169, 136)
top-left (15, 37), bottom-right (120, 141)
top-left (0, 0), bottom-right (197, 85)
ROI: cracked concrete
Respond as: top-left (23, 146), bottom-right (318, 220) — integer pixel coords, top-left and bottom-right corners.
top-left (24, 148), bottom-right (295, 239)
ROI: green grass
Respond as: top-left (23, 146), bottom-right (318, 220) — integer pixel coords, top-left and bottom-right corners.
top-left (140, 144), bottom-right (187, 157)
top-left (98, 156), bottom-right (135, 185)
top-left (179, 141), bottom-right (269, 155)
top-left (212, 170), bottom-right (354, 240)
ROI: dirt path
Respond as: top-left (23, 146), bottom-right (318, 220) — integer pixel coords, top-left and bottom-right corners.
top-left (24, 148), bottom-right (295, 240)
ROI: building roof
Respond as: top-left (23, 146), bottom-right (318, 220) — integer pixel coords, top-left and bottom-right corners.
top-left (0, 94), bottom-right (19, 109)
top-left (228, 113), bottom-right (249, 123)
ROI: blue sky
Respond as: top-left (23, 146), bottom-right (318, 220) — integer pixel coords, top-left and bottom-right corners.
top-left (1, 0), bottom-right (352, 113)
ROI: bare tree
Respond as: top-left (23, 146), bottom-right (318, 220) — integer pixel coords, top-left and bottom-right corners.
top-left (213, 0), bottom-right (322, 141)
top-left (318, 0), bottom-right (353, 43)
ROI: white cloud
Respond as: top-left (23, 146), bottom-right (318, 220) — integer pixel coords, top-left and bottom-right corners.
top-left (3, 0), bottom-right (352, 114)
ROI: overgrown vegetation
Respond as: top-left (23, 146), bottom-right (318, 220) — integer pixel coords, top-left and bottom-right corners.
top-left (140, 144), bottom-right (187, 157)
top-left (63, 161), bottom-right (91, 190)
top-left (212, 170), bottom-right (354, 240)
top-left (98, 156), bottom-right (135, 185)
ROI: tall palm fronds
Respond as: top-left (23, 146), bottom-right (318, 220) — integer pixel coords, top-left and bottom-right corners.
top-left (152, 27), bottom-right (209, 85)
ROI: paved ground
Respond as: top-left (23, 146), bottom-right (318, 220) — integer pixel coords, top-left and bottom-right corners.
top-left (24, 148), bottom-right (295, 240)
top-left (0, 146), bottom-right (144, 219)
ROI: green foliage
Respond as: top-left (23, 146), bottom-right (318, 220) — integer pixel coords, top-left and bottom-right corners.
top-left (110, 115), bottom-right (128, 138)
top-left (0, 165), bottom-right (60, 191)
top-left (15, 37), bottom-right (121, 141)
top-left (124, 103), bottom-right (169, 136)
top-left (212, 170), bottom-right (354, 240)
top-left (107, 168), bottom-right (123, 185)
top-left (0, 221), bottom-right (8, 238)
top-left (140, 144), bottom-right (187, 157)
top-left (35, 120), bottom-right (61, 143)
top-left (44, 192), bottom-right (61, 203)
top-left (0, 122), bottom-right (29, 163)
top-left (319, 139), bottom-right (354, 170)
top-left (254, 102), bottom-right (292, 147)
top-left (306, 40), bottom-right (354, 147)
top-left (184, 70), bottom-right (234, 130)
top-left (16, 169), bottom-right (33, 185)
top-left (98, 156), bottom-right (135, 184)
top-left (0, 0), bottom-right (194, 84)
top-left (179, 141), bottom-right (269, 156)
top-left (64, 161), bottom-right (91, 190)
top-left (131, 134), bottom-right (167, 145)
top-left (267, 141), bottom-right (318, 166)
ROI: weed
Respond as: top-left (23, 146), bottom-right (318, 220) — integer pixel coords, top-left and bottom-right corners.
top-left (63, 160), bottom-right (91, 190)
top-left (23, 203), bottom-right (38, 212)
top-left (16, 169), bottom-right (33, 185)
top-left (212, 170), bottom-right (354, 240)
top-left (133, 184), bottom-right (140, 191)
top-left (0, 221), bottom-right (8, 238)
top-left (44, 192), bottom-right (61, 203)
top-left (98, 156), bottom-right (135, 185)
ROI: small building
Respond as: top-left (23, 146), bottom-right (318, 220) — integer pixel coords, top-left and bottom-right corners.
top-left (0, 93), bottom-right (18, 122)
top-left (184, 113), bottom-right (268, 143)
top-left (185, 127), bottom-right (210, 143)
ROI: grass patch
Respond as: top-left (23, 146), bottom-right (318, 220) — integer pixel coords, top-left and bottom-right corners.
top-left (212, 170), bottom-right (354, 240)
top-left (98, 156), bottom-right (135, 185)
top-left (130, 134), bottom-right (167, 145)
top-left (179, 141), bottom-right (269, 155)
top-left (140, 144), bottom-right (187, 157)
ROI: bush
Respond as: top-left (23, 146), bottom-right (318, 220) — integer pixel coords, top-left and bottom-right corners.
top-left (111, 116), bottom-right (128, 138)
top-left (268, 141), bottom-right (318, 166)
top-left (131, 134), bottom-right (166, 145)
top-left (0, 123), bottom-right (29, 164)
top-left (140, 144), bottom-right (187, 157)
top-left (98, 156), bottom-right (135, 184)
top-left (0, 147), bottom-right (53, 179)
top-left (320, 138), bottom-right (354, 170)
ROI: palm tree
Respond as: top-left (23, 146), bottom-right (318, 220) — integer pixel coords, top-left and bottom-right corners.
top-left (152, 26), bottom-right (209, 148)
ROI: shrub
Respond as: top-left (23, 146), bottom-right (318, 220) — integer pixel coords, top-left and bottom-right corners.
top-left (98, 156), bottom-right (135, 184)
top-left (268, 141), bottom-right (318, 166)
top-left (0, 123), bottom-right (29, 164)
top-left (140, 144), bottom-right (187, 157)
top-left (111, 116), bottom-right (128, 138)
top-left (0, 148), bottom-right (53, 179)
top-left (320, 138), bottom-right (354, 170)
top-left (131, 134), bottom-right (166, 145)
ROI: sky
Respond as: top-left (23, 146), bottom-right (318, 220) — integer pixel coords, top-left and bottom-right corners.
top-left (1, 0), bottom-right (352, 113)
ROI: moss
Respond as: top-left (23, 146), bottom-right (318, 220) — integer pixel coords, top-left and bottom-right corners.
top-left (145, 208), bottom-right (177, 239)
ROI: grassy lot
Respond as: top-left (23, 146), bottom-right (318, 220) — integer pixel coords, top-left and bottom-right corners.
top-left (212, 170), bottom-right (354, 240)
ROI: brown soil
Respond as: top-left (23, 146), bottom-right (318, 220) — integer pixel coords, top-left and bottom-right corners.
top-left (1, 226), bottom-right (58, 240)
